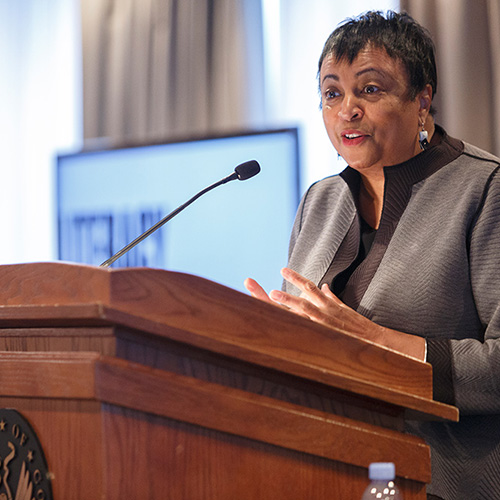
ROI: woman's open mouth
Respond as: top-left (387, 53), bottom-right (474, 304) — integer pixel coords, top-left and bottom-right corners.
top-left (341, 131), bottom-right (368, 146)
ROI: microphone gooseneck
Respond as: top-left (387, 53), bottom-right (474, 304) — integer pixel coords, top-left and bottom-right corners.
top-left (99, 160), bottom-right (261, 268)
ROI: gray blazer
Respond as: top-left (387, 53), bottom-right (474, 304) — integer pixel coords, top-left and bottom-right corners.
top-left (285, 130), bottom-right (500, 499)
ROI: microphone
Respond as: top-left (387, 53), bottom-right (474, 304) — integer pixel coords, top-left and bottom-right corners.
top-left (100, 159), bottom-right (261, 268)
top-left (232, 160), bottom-right (261, 180)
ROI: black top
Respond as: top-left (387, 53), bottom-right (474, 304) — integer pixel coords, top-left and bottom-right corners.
top-left (331, 217), bottom-right (376, 297)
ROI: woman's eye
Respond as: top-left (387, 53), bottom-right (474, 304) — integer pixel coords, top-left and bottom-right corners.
top-left (363, 85), bottom-right (379, 94)
top-left (324, 89), bottom-right (340, 99)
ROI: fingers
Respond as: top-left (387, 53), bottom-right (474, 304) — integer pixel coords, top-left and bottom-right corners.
top-left (320, 283), bottom-right (342, 303)
top-left (268, 268), bottom-right (350, 324)
top-left (269, 268), bottom-right (321, 317)
top-left (280, 267), bottom-right (332, 306)
top-left (245, 270), bottom-right (343, 324)
top-left (269, 288), bottom-right (318, 319)
top-left (244, 278), bottom-right (273, 303)
top-left (245, 277), bottom-right (294, 313)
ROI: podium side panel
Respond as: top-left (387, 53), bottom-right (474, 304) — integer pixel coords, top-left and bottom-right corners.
top-left (101, 404), bottom-right (427, 500)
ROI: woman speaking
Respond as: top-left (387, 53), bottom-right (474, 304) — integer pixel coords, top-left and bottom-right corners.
top-left (246, 11), bottom-right (500, 500)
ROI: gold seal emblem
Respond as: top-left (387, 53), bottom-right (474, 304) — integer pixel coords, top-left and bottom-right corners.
top-left (0, 409), bottom-right (53, 500)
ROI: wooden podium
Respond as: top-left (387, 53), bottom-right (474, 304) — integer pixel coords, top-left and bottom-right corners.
top-left (0, 262), bottom-right (457, 499)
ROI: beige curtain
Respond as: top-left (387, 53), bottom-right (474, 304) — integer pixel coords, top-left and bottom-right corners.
top-left (81, 0), bottom-right (265, 143)
top-left (400, 0), bottom-right (500, 156)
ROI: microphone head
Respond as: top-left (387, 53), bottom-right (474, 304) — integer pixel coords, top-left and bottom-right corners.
top-left (235, 160), bottom-right (261, 180)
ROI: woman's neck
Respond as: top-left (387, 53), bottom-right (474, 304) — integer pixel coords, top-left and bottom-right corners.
top-left (359, 171), bottom-right (385, 229)
top-left (358, 116), bottom-right (436, 229)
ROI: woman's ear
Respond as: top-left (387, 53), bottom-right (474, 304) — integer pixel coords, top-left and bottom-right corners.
top-left (419, 84), bottom-right (433, 115)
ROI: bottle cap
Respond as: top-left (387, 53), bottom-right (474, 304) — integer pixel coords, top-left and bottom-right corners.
top-left (368, 462), bottom-right (396, 481)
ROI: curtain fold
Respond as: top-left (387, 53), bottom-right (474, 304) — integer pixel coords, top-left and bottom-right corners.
top-left (400, 0), bottom-right (500, 156)
top-left (81, 0), bottom-right (265, 143)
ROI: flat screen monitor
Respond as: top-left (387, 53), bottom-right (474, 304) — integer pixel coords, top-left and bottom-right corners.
top-left (57, 128), bottom-right (300, 293)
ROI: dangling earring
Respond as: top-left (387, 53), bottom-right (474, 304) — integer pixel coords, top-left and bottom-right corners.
top-left (419, 119), bottom-right (429, 150)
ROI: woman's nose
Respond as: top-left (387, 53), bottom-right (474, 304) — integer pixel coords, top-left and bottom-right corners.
top-left (338, 94), bottom-right (363, 121)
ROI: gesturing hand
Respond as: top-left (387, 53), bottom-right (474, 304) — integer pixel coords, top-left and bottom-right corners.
top-left (269, 267), bottom-right (379, 337)
top-left (244, 267), bottom-right (426, 361)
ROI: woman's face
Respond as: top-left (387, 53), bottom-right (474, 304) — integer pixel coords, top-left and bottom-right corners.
top-left (319, 46), bottom-right (430, 174)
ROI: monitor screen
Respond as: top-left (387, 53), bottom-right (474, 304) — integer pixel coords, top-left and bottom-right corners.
top-left (57, 128), bottom-right (300, 293)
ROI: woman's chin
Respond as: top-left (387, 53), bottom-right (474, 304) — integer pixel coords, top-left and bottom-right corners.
top-left (343, 157), bottom-right (380, 172)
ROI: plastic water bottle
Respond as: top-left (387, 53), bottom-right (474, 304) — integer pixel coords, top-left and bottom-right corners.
top-left (361, 462), bottom-right (403, 499)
